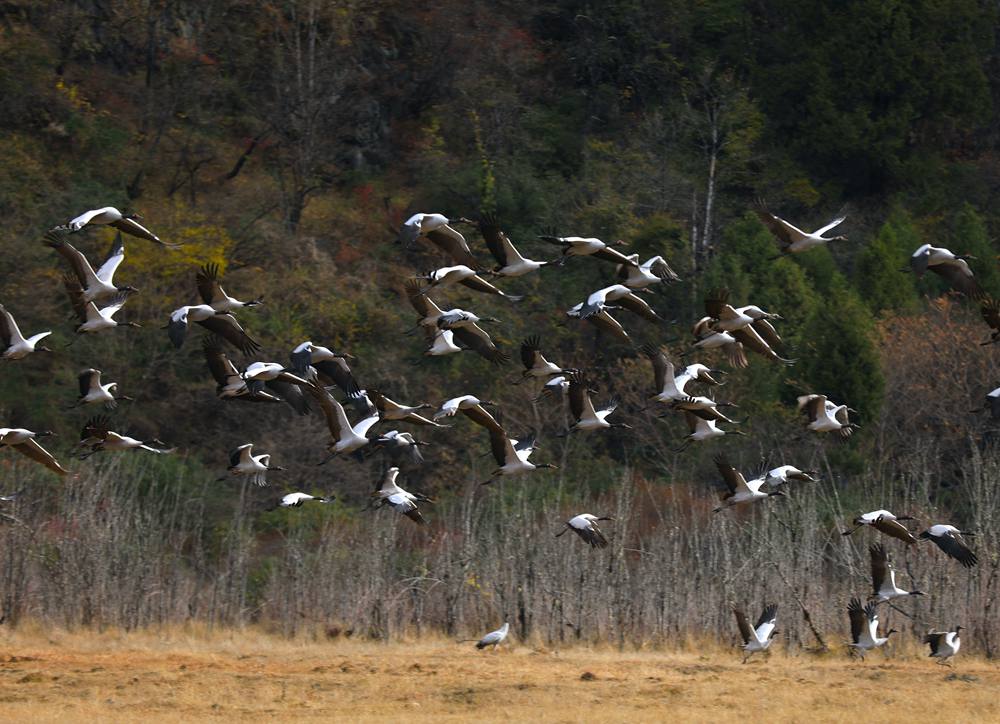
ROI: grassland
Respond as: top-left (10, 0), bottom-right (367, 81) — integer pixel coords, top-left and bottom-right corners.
top-left (0, 627), bottom-right (997, 722)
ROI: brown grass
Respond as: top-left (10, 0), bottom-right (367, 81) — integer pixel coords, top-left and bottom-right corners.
top-left (0, 626), bottom-right (998, 722)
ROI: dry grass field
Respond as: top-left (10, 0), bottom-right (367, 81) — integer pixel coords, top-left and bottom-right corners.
top-left (0, 626), bottom-right (998, 722)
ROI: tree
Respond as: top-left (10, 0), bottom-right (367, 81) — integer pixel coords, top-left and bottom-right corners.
top-left (854, 208), bottom-right (920, 314)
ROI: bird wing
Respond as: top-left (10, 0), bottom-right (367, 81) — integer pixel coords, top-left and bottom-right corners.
top-left (751, 319), bottom-right (783, 350)
top-left (425, 225), bottom-right (478, 269)
top-left (847, 598), bottom-right (866, 644)
top-left (406, 280), bottom-right (437, 318)
top-left (461, 404), bottom-right (502, 432)
top-left (650, 256), bottom-right (681, 282)
top-left (15, 439), bottom-right (69, 476)
top-left (713, 455), bottom-right (745, 494)
top-left (869, 543), bottom-right (889, 594)
top-left (616, 293), bottom-right (661, 322)
top-left (732, 326), bottom-right (788, 363)
top-left (813, 215), bottom-right (846, 236)
top-left (755, 209), bottom-right (805, 250)
top-left (80, 415), bottom-right (111, 442)
top-left (909, 246), bottom-right (930, 277)
top-left (567, 373), bottom-right (587, 421)
top-left (590, 246), bottom-right (635, 265)
top-left (78, 369), bottom-right (98, 398)
top-left (110, 217), bottom-right (167, 246)
top-left (487, 425), bottom-right (512, 466)
top-left (96, 232), bottom-right (126, 283)
top-left (798, 395), bottom-right (826, 422)
top-left (641, 344), bottom-right (673, 394)
top-left (44, 229), bottom-right (98, 287)
top-left (479, 213), bottom-right (515, 267)
top-left (872, 516), bottom-right (917, 544)
top-left (304, 382), bottom-right (346, 440)
top-left (575, 522), bottom-right (609, 548)
top-left (520, 336), bottom-right (542, 371)
top-left (0, 304), bottom-right (17, 346)
top-left (450, 325), bottom-right (509, 365)
top-left (930, 531), bottom-right (978, 568)
top-left (229, 444), bottom-right (251, 467)
top-left (196, 263), bottom-right (225, 305)
top-left (62, 274), bottom-right (89, 322)
top-left (314, 358), bottom-right (359, 395)
top-left (924, 632), bottom-right (944, 654)
top-left (704, 288), bottom-right (732, 319)
top-left (587, 311), bottom-right (630, 344)
top-left (930, 262), bottom-right (984, 299)
top-left (981, 297), bottom-right (1000, 332)
top-left (265, 379), bottom-right (311, 415)
top-left (352, 414), bottom-right (381, 438)
top-left (202, 336), bottom-right (238, 386)
top-left (458, 274), bottom-right (507, 297)
top-left (732, 606), bottom-right (753, 645)
top-left (197, 313), bottom-right (261, 356)
top-left (754, 604), bottom-right (778, 641)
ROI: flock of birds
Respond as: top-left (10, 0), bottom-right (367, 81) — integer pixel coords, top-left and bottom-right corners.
top-left (0, 203), bottom-right (989, 662)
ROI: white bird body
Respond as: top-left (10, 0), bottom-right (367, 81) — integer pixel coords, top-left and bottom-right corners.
top-left (76, 368), bottom-right (127, 407)
top-left (757, 209), bottom-right (847, 254)
top-left (279, 492), bottom-right (330, 507)
top-left (926, 628), bottom-right (962, 664)
top-left (911, 244), bottom-right (970, 272)
top-left (434, 395), bottom-right (486, 420)
top-left (65, 206), bottom-right (171, 247)
top-left (226, 443), bottom-right (279, 486)
top-left (425, 329), bottom-right (462, 356)
top-left (847, 598), bottom-right (895, 657)
top-left (476, 622), bottom-right (510, 650)
top-left (103, 431), bottom-right (172, 454)
top-left (713, 456), bottom-right (784, 512)
top-left (372, 468), bottom-right (429, 523)
top-left (0, 305), bottom-right (52, 360)
top-left (733, 604), bottom-right (778, 662)
top-left (618, 255), bottom-right (680, 289)
top-left (798, 394), bottom-right (854, 436)
top-left (0, 428), bottom-right (38, 446)
top-left (689, 417), bottom-right (726, 443)
top-left (78, 295), bottom-right (130, 333)
top-left (765, 465), bottom-right (815, 486)
top-left (424, 265), bottom-right (477, 286)
top-left (869, 543), bottom-right (923, 603)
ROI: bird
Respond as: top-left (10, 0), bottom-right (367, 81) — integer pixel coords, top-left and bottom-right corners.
top-left (398, 213), bottom-right (478, 268)
top-left (304, 380), bottom-right (380, 463)
top-left (555, 514), bottom-right (614, 548)
top-left (368, 390), bottom-right (445, 427)
top-left (538, 233), bottom-right (635, 266)
top-left (63, 279), bottom-right (140, 334)
top-left (288, 341), bottom-right (358, 395)
top-left (703, 290), bottom-right (787, 358)
top-left (690, 316), bottom-right (747, 367)
top-left (437, 311), bottom-right (509, 365)
top-left (798, 394), bottom-right (857, 438)
top-left (475, 622), bottom-right (509, 650)
top-left (480, 424), bottom-right (557, 485)
top-left (566, 372), bottom-right (631, 433)
top-left (764, 465), bottom-right (817, 487)
top-left (925, 626), bottom-right (963, 666)
top-left (241, 362), bottom-right (311, 415)
top-left (371, 467), bottom-right (432, 524)
top-left (432, 395), bottom-right (499, 428)
top-left (676, 411), bottom-right (746, 452)
top-left (479, 213), bottom-right (553, 277)
top-left (0, 304), bottom-right (52, 360)
top-left (909, 244), bottom-right (983, 298)
top-left (421, 327), bottom-right (464, 358)
top-left (711, 456), bottom-right (785, 512)
top-left (566, 303), bottom-right (631, 344)
top-left (847, 597), bottom-right (897, 659)
top-left (202, 337), bottom-right (282, 404)
top-left (405, 279), bottom-right (448, 331)
top-left (919, 525), bottom-right (978, 567)
top-left (367, 429), bottom-right (429, 465)
top-left (416, 266), bottom-right (522, 301)
top-left (518, 336), bottom-right (565, 383)
top-left (577, 284), bottom-right (662, 323)
top-left (641, 344), bottom-right (724, 406)
top-left (979, 297), bottom-right (1000, 345)
top-left (756, 205), bottom-right (847, 255)
top-left (44, 229), bottom-right (135, 302)
top-left (0, 428), bottom-right (68, 476)
top-left (220, 443), bottom-right (283, 486)
top-left (733, 604), bottom-right (778, 663)
top-left (0, 488), bottom-right (24, 503)
top-left (971, 385), bottom-right (1000, 419)
top-left (841, 510), bottom-right (917, 544)
top-left (166, 304), bottom-right (260, 355)
top-left (665, 395), bottom-right (741, 425)
top-left (533, 375), bottom-right (571, 403)
top-left (75, 416), bottom-right (174, 458)
top-left (275, 492), bottom-right (333, 508)
top-left (74, 368), bottom-right (132, 409)
top-left (196, 263), bottom-right (263, 312)
top-left (57, 206), bottom-right (178, 248)
top-left (869, 543), bottom-right (924, 603)
top-left (616, 254), bottom-right (681, 289)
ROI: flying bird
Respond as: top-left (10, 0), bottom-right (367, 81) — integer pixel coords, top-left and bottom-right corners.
top-left (566, 303), bottom-right (631, 344)
top-left (841, 510), bottom-right (917, 544)
top-left (518, 336), bottom-right (566, 383)
top-left (275, 492), bottom-right (333, 508)
top-left (64, 279), bottom-right (140, 334)
top-left (76, 416), bottom-right (174, 458)
top-left (479, 213), bottom-right (552, 277)
top-left (764, 465), bottom-right (816, 487)
top-left (241, 362), bottom-right (311, 415)
top-left (437, 312), bottom-right (509, 365)
top-left (641, 344), bottom-right (724, 406)
top-left (924, 626), bottom-right (963, 666)
top-left (566, 372), bottom-right (631, 433)
top-left (919, 525), bottom-right (978, 568)
top-left (577, 284), bottom-right (662, 323)
top-left (798, 394), bottom-right (857, 438)
top-left (847, 597), bottom-right (897, 659)
top-left (675, 411), bottom-right (745, 452)
top-left (710, 456), bottom-right (783, 512)
top-left (74, 368), bottom-right (132, 409)
top-left (733, 603), bottom-right (778, 664)
top-left (616, 254), bottom-right (681, 289)
top-left (368, 390), bottom-right (444, 427)
top-left (555, 514), bottom-right (614, 548)
top-left (196, 263), bottom-right (263, 312)
top-left (220, 443), bottom-right (283, 486)
top-left (305, 381), bottom-right (379, 463)
top-left (415, 266), bottom-right (522, 301)
top-left (371, 467), bottom-right (432, 524)
top-left (480, 423), bottom-right (557, 485)
top-left (44, 229), bottom-right (135, 302)
top-left (869, 543), bottom-right (924, 603)
top-left (202, 337), bottom-right (283, 404)
top-left (0, 428), bottom-right (68, 476)
top-left (909, 244), bottom-right (983, 299)
top-left (432, 395), bottom-right (499, 428)
top-left (57, 206), bottom-right (178, 248)
top-left (0, 304), bottom-right (52, 360)
top-left (756, 204), bottom-right (847, 255)
top-left (398, 213), bottom-right (478, 268)
top-left (538, 234), bottom-right (635, 266)
top-left (166, 304), bottom-right (260, 355)
top-left (289, 341), bottom-right (358, 395)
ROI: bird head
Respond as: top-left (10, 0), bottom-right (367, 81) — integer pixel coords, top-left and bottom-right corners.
top-left (122, 285), bottom-right (140, 294)
top-left (833, 235), bottom-right (848, 242)
top-left (38, 345), bottom-right (54, 353)
top-left (37, 430), bottom-right (55, 438)
top-left (597, 516), bottom-right (615, 522)
top-left (887, 628), bottom-right (899, 637)
top-left (611, 239), bottom-right (628, 247)
top-left (538, 463), bottom-right (559, 470)
top-left (768, 489), bottom-right (788, 499)
top-left (955, 625), bottom-right (965, 633)
top-left (918, 530), bottom-right (932, 541)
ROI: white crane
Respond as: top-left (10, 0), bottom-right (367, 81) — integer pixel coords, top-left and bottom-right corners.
top-left (241, 362), bottom-right (311, 415)
top-left (733, 603), bottom-right (778, 663)
top-left (368, 430), bottom-right (428, 465)
top-left (398, 213), bottom-right (478, 268)
top-left (45, 229), bottom-right (134, 301)
top-left (277, 492), bottom-right (333, 508)
top-left (566, 372), bottom-right (631, 433)
top-left (479, 213), bottom-right (553, 277)
top-left (919, 525), bottom-right (978, 568)
top-left (0, 304), bottom-right (52, 360)
top-left (63, 279), bottom-right (140, 334)
top-left (869, 543), bottom-right (924, 603)
top-left (74, 368), bottom-right (132, 408)
top-left (555, 514), bottom-right (614, 548)
top-left (847, 597), bottom-right (897, 659)
top-left (196, 264), bottom-right (263, 312)
top-left (220, 443), bottom-right (283, 486)
top-left (415, 266), bottom-right (522, 301)
top-left (566, 303), bottom-right (631, 344)
top-left (519, 336), bottom-right (565, 382)
top-left (0, 428), bottom-right (68, 476)
top-left (58, 206), bottom-right (178, 247)
top-left (432, 395), bottom-right (499, 427)
top-left (841, 510), bottom-right (917, 544)
top-left (368, 390), bottom-right (444, 427)
top-left (202, 337), bottom-right (282, 404)
top-left (538, 233), bottom-right (635, 266)
top-left (756, 205), bottom-right (847, 255)
top-left (676, 411), bottom-right (745, 452)
top-left (909, 244), bottom-right (982, 298)
top-left (480, 426), bottom-right (557, 485)
top-left (925, 626), bottom-right (963, 666)
top-left (764, 465), bottom-right (816, 487)
top-left (289, 341), bottom-right (358, 395)
top-left (641, 344), bottom-right (724, 405)
top-left (798, 394), bottom-right (857, 438)
top-left (371, 467), bottom-right (432, 524)
top-left (616, 254), bottom-right (681, 289)
top-left (577, 284), bottom-right (662, 323)
top-left (475, 622), bottom-right (510, 651)
top-left (437, 311), bottom-right (509, 364)
top-left (305, 381), bottom-right (380, 462)
top-left (76, 416), bottom-right (174, 458)
top-left (712, 456), bottom-right (784, 512)
top-left (167, 304), bottom-right (260, 355)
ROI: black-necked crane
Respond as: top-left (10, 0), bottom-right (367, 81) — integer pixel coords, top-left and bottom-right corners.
top-left (925, 626), bottom-right (963, 665)
top-left (480, 424), bottom-right (557, 485)
top-left (368, 390), bottom-right (444, 427)
top-left (416, 266), bottom-right (522, 302)
top-left (399, 213), bottom-right (478, 268)
top-left (241, 362), bottom-right (311, 415)
top-left (58, 206), bottom-right (178, 248)
top-left (289, 341), bottom-right (358, 395)
top-left (538, 233), bottom-right (635, 266)
top-left (276, 492), bottom-right (333, 508)
top-left (221, 443), bottom-right (283, 486)
top-left (566, 372), bottom-right (631, 433)
top-left (616, 254), bottom-right (681, 289)
top-left (641, 344), bottom-right (724, 405)
top-left (676, 411), bottom-right (745, 452)
top-left (479, 213), bottom-right (552, 277)
top-left (566, 303), bottom-right (631, 344)
top-left (847, 597), bottom-right (897, 659)
top-left (76, 416), bottom-right (174, 458)
top-left (578, 284), bottom-right (662, 323)
top-left (0, 428), bottom-right (68, 476)
top-left (45, 229), bottom-right (134, 302)
top-left (432, 395), bottom-right (499, 427)
top-left (764, 465), bottom-right (816, 487)
top-left (841, 510), bottom-right (917, 544)
top-left (979, 297), bottom-right (1000, 345)
top-left (371, 467), bottom-right (432, 524)
top-left (711, 455), bottom-right (784, 512)
top-left (475, 622), bottom-right (509, 650)
top-left (75, 368), bottom-right (132, 409)
top-left (972, 385), bottom-right (1000, 419)
top-left (64, 278), bottom-right (140, 334)
top-left (555, 514), bottom-right (613, 548)
top-left (919, 524), bottom-right (978, 568)
top-left (519, 336), bottom-right (565, 382)
top-left (304, 380), bottom-right (379, 463)
top-left (0, 304), bottom-right (52, 360)
top-left (369, 430), bottom-right (428, 465)
top-left (691, 317), bottom-right (748, 368)
top-left (869, 543), bottom-right (924, 603)
top-left (909, 244), bottom-right (983, 298)
top-left (733, 603), bottom-right (778, 663)
top-left (202, 337), bottom-right (281, 404)
top-left (197, 263), bottom-right (263, 312)
top-left (437, 312), bottom-right (509, 365)
top-left (167, 304), bottom-right (260, 355)
top-left (798, 394), bottom-right (857, 437)
top-left (756, 205), bottom-right (847, 255)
